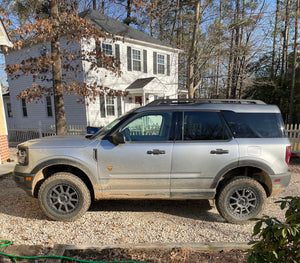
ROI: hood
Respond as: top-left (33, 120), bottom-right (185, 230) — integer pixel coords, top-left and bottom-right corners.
top-left (20, 135), bottom-right (93, 149)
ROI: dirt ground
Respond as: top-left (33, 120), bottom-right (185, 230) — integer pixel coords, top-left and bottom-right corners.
top-left (0, 245), bottom-right (248, 263)
top-left (63, 248), bottom-right (248, 263)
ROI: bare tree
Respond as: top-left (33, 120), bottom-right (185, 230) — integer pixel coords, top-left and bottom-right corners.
top-left (288, 0), bottom-right (300, 123)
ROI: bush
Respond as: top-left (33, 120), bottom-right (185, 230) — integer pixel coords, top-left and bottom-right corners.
top-left (247, 196), bottom-right (300, 263)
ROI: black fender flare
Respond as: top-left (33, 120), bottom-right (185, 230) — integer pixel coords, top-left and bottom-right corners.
top-left (30, 158), bottom-right (97, 186)
top-left (212, 159), bottom-right (274, 189)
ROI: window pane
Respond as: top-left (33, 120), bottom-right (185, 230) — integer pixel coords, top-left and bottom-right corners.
top-left (21, 99), bottom-right (27, 117)
top-left (157, 54), bottom-right (165, 74)
top-left (222, 112), bottom-right (285, 138)
top-left (158, 64), bottom-right (165, 74)
top-left (7, 103), bottom-right (12, 118)
top-left (107, 105), bottom-right (115, 116)
top-left (102, 43), bottom-right (113, 56)
top-left (133, 60), bottom-right (141, 71)
top-left (183, 112), bottom-right (229, 140)
top-left (106, 96), bottom-right (115, 116)
top-left (46, 96), bottom-right (53, 117)
top-left (132, 49), bottom-right (141, 71)
top-left (158, 54), bottom-right (164, 64)
top-left (121, 112), bottom-right (172, 141)
top-left (132, 50), bottom-right (141, 60)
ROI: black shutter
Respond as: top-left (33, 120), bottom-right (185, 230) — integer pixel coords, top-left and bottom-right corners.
top-left (127, 46), bottom-right (132, 71)
top-left (143, 50), bottom-right (147, 73)
top-left (153, 52), bottom-right (157, 74)
top-left (117, 97), bottom-right (122, 116)
top-left (167, 54), bottom-right (170, 76)
top-left (115, 44), bottom-right (120, 61)
top-left (100, 96), bottom-right (106, 118)
top-left (96, 41), bottom-right (102, 67)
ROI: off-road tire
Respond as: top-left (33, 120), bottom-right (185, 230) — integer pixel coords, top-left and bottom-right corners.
top-left (38, 172), bottom-right (91, 221)
top-left (216, 176), bottom-right (266, 224)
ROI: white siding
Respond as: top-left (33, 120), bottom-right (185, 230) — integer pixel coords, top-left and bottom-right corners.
top-left (5, 40), bottom-right (87, 129)
top-left (82, 38), bottom-right (179, 127)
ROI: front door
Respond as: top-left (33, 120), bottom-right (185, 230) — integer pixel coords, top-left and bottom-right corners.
top-left (97, 111), bottom-right (174, 198)
top-left (171, 111), bottom-right (239, 198)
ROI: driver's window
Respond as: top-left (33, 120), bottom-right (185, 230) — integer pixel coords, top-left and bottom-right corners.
top-left (121, 112), bottom-right (172, 141)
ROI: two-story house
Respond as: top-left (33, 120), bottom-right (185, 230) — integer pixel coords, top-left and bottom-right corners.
top-left (3, 9), bottom-right (181, 131)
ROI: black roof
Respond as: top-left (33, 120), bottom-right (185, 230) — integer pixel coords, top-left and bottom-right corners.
top-left (126, 77), bottom-right (155, 90)
top-left (79, 9), bottom-right (170, 47)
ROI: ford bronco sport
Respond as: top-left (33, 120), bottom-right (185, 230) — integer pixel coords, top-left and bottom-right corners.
top-left (14, 99), bottom-right (291, 223)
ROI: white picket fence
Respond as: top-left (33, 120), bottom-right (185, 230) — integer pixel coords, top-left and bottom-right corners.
top-left (286, 124), bottom-right (300, 153)
top-left (8, 125), bottom-right (87, 146)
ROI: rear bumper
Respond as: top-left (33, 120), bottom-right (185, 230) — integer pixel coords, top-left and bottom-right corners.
top-left (270, 172), bottom-right (291, 196)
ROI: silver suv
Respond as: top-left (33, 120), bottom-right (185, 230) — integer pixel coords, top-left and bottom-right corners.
top-left (14, 99), bottom-right (291, 223)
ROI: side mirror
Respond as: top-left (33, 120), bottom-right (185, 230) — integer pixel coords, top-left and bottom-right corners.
top-left (109, 132), bottom-right (125, 145)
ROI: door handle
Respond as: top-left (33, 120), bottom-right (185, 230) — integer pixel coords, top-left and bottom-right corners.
top-left (147, 149), bottom-right (166, 155)
top-left (210, 149), bottom-right (229, 154)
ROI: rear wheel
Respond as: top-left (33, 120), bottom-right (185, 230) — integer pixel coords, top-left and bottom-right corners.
top-left (38, 172), bottom-right (91, 221)
top-left (216, 177), bottom-right (266, 224)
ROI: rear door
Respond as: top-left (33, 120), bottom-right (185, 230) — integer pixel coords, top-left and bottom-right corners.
top-left (171, 111), bottom-right (239, 198)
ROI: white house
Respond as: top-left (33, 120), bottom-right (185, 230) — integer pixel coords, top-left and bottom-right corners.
top-left (3, 9), bottom-right (181, 131)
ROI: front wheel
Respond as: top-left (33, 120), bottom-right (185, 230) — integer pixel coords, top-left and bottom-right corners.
top-left (38, 172), bottom-right (91, 221)
top-left (216, 177), bottom-right (266, 224)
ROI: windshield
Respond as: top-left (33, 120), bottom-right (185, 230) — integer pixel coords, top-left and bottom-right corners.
top-left (89, 111), bottom-right (134, 139)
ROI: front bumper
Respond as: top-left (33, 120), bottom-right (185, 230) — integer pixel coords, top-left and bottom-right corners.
top-left (13, 170), bottom-right (34, 196)
top-left (270, 172), bottom-right (291, 196)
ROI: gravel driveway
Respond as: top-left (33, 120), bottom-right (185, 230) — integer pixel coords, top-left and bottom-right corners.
top-left (1, 148), bottom-right (299, 248)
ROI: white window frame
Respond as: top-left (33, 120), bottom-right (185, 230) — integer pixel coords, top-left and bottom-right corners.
top-left (106, 95), bottom-right (116, 116)
top-left (102, 43), bottom-right (113, 56)
top-left (132, 49), bottom-right (142, 71)
top-left (157, 54), bottom-right (165, 74)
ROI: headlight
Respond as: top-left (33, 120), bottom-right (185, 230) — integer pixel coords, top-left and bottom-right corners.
top-left (17, 146), bottom-right (28, 165)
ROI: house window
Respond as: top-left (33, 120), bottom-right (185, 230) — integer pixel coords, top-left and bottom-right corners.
top-left (102, 43), bottom-right (113, 56)
top-left (106, 96), bottom-right (115, 116)
top-left (21, 98), bottom-right (28, 117)
top-left (157, 54), bottom-right (165, 74)
top-left (101, 95), bottom-right (122, 118)
top-left (46, 96), bottom-right (53, 117)
top-left (6, 103), bottom-right (12, 118)
top-left (132, 49), bottom-right (141, 71)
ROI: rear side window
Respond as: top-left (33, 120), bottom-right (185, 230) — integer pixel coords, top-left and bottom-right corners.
top-left (222, 111), bottom-right (286, 138)
top-left (183, 112), bottom-right (230, 140)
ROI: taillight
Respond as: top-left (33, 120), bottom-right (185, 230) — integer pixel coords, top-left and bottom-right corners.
top-left (286, 146), bottom-right (291, 166)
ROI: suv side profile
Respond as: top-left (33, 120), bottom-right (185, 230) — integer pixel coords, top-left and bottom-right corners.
top-left (14, 99), bottom-right (291, 223)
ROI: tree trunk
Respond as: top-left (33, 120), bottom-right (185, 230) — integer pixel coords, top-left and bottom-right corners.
top-left (288, 0), bottom-right (299, 123)
top-left (50, 0), bottom-right (67, 135)
top-left (124, 0), bottom-right (132, 25)
top-left (227, 30), bottom-right (234, 99)
top-left (92, 0), bottom-right (97, 10)
top-left (281, 0), bottom-right (290, 81)
top-left (187, 0), bottom-right (202, 99)
top-left (271, 0), bottom-right (280, 78)
top-left (215, 0), bottom-right (222, 98)
top-left (230, 0), bottom-right (241, 99)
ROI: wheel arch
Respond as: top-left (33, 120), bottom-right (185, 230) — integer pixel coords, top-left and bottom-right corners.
top-left (214, 165), bottom-right (273, 198)
top-left (31, 159), bottom-right (96, 200)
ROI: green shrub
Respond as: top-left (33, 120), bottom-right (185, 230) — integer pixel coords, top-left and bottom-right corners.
top-left (247, 196), bottom-right (300, 263)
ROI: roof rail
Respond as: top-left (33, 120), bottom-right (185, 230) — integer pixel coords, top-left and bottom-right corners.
top-left (147, 98), bottom-right (265, 106)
